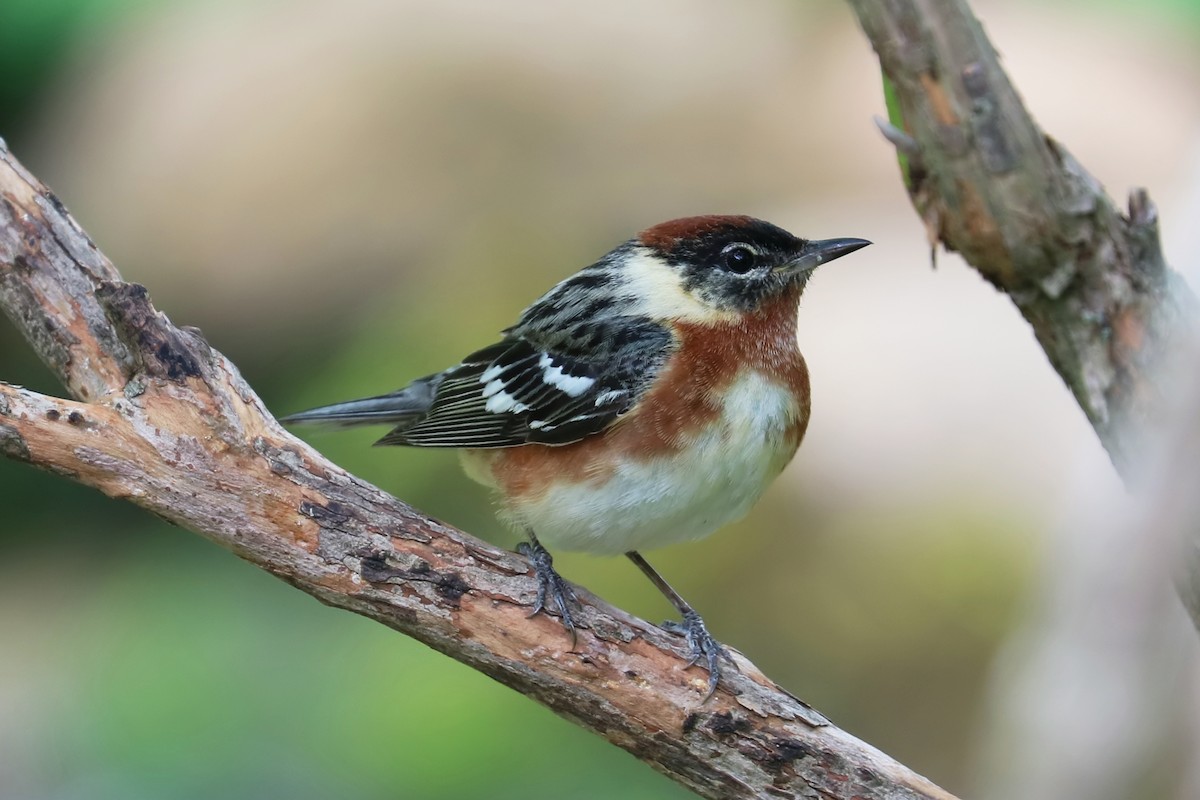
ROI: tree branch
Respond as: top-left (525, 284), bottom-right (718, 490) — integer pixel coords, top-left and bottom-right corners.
top-left (847, 0), bottom-right (1197, 473)
top-left (845, 0), bottom-right (1200, 629)
top-left (0, 140), bottom-right (956, 799)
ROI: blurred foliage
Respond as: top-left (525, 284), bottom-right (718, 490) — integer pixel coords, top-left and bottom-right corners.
top-left (1095, 0), bottom-right (1200, 18)
top-left (0, 0), bottom-right (174, 145)
top-left (4, 539), bottom-right (693, 800)
top-left (0, 0), bottom-right (1193, 798)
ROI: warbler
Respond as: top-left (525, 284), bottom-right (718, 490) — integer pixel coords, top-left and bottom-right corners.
top-left (283, 215), bottom-right (869, 695)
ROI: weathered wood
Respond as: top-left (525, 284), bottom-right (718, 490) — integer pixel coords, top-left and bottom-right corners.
top-left (0, 138), bottom-right (956, 799)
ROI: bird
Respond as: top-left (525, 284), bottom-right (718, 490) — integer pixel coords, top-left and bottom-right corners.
top-left (282, 215), bottom-right (870, 696)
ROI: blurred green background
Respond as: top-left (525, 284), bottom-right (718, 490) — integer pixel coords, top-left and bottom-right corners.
top-left (2, 1), bottom-right (1199, 798)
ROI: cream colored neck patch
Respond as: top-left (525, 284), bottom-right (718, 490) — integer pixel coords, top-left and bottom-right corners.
top-left (619, 247), bottom-right (739, 325)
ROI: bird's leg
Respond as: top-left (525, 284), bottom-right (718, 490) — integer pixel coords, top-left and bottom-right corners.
top-left (626, 551), bottom-right (729, 699)
top-left (517, 530), bottom-right (579, 648)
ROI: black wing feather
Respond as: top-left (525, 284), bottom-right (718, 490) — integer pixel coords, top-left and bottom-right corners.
top-left (376, 318), bottom-right (671, 448)
top-left (287, 251), bottom-right (674, 449)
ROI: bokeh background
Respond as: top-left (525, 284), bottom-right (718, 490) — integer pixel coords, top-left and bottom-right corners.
top-left (2, 1), bottom-right (1200, 798)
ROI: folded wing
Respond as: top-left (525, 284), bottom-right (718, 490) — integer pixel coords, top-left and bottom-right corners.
top-left (383, 338), bottom-right (635, 447)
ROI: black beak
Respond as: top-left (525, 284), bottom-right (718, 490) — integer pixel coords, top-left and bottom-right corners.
top-left (778, 237), bottom-right (872, 274)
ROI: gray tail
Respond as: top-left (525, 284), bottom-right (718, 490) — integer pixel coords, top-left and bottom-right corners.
top-left (281, 377), bottom-right (439, 429)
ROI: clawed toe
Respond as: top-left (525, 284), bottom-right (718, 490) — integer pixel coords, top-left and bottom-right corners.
top-left (625, 551), bottom-right (732, 699)
top-left (663, 609), bottom-right (729, 700)
top-left (518, 539), bottom-right (580, 648)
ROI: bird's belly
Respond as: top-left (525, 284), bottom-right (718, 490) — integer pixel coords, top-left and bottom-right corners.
top-left (465, 372), bottom-right (804, 555)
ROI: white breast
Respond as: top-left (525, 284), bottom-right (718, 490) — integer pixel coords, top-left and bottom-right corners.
top-left (501, 371), bottom-right (803, 555)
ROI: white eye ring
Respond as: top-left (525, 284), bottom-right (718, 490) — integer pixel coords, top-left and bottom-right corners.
top-left (720, 243), bottom-right (760, 274)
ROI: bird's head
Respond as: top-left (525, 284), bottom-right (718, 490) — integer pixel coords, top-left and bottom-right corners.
top-left (624, 215), bottom-right (870, 321)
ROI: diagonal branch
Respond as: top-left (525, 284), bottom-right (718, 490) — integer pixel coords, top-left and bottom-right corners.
top-left (847, 0), bottom-right (1197, 474)
top-left (845, 0), bottom-right (1200, 628)
top-left (0, 141), bottom-right (956, 799)
top-left (0, 152), bottom-right (131, 401)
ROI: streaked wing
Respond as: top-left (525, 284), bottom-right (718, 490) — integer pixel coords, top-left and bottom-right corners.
top-left (378, 338), bottom-right (641, 448)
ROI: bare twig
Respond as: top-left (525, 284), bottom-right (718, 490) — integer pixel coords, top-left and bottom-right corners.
top-left (0, 141), bottom-right (956, 799)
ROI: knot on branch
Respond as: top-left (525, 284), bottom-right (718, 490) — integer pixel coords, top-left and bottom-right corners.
top-left (1126, 189), bottom-right (1166, 282)
top-left (95, 281), bottom-right (211, 384)
top-left (0, 421), bottom-right (30, 461)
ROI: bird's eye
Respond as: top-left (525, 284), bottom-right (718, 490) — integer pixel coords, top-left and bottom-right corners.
top-left (721, 244), bottom-right (758, 274)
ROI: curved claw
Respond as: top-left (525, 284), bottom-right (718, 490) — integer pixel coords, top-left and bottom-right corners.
top-left (663, 609), bottom-right (729, 700)
top-left (517, 540), bottom-right (579, 649)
